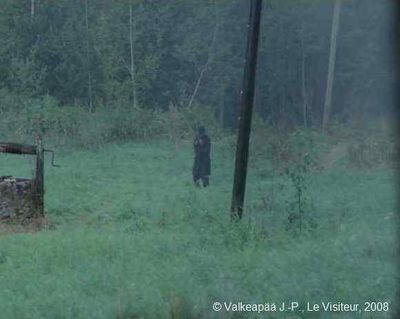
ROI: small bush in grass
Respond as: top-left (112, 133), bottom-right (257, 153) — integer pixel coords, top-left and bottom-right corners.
top-left (346, 131), bottom-right (398, 169)
top-left (285, 153), bottom-right (316, 234)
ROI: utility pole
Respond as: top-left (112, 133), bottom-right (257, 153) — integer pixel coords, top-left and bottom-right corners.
top-left (231, 0), bottom-right (263, 220)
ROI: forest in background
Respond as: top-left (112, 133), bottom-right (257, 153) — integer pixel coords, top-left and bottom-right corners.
top-left (0, 1), bottom-right (399, 318)
top-left (0, 0), bottom-right (397, 135)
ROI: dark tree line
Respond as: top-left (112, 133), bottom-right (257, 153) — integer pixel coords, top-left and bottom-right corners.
top-left (0, 0), bottom-right (396, 129)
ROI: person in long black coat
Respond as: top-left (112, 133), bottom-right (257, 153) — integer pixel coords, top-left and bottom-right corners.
top-left (192, 126), bottom-right (211, 187)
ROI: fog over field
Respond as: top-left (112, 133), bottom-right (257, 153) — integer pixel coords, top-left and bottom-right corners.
top-left (0, 1), bottom-right (399, 318)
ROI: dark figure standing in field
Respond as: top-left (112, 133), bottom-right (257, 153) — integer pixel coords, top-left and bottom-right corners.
top-left (192, 126), bottom-right (211, 187)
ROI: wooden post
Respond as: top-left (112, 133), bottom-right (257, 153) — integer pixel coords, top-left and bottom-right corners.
top-left (231, 0), bottom-right (263, 220)
top-left (33, 135), bottom-right (44, 216)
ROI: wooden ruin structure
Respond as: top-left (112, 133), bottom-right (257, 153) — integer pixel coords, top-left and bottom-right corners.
top-left (0, 137), bottom-right (57, 223)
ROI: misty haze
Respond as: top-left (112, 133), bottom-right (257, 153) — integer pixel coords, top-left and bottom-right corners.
top-left (0, 0), bottom-right (398, 318)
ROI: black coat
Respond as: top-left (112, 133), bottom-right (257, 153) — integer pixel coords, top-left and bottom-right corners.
top-left (193, 134), bottom-right (211, 177)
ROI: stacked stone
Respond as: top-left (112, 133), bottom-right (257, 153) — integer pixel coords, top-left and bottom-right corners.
top-left (0, 176), bottom-right (35, 221)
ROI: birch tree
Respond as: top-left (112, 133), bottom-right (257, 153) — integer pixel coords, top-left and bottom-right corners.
top-left (322, 0), bottom-right (341, 131)
top-left (85, 0), bottom-right (93, 111)
top-left (31, 0), bottom-right (35, 21)
top-left (187, 2), bottom-right (219, 109)
top-left (129, 0), bottom-right (138, 109)
top-left (301, 22), bottom-right (308, 128)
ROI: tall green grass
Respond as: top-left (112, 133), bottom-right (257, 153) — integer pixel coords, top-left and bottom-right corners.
top-left (0, 96), bottom-right (224, 149)
top-left (0, 139), bottom-right (398, 318)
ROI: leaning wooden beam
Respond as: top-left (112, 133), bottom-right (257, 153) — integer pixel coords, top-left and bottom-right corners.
top-left (0, 142), bottom-right (37, 155)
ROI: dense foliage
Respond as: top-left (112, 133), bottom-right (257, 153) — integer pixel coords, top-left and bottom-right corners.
top-left (0, 2), bottom-right (398, 318)
top-left (0, 0), bottom-right (396, 129)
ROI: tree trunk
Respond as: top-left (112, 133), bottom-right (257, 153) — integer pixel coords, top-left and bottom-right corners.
top-left (85, 0), bottom-right (93, 112)
top-left (187, 4), bottom-right (219, 109)
top-left (31, 0), bottom-right (35, 20)
top-left (129, 0), bottom-right (138, 109)
top-left (322, 0), bottom-right (341, 132)
top-left (301, 23), bottom-right (307, 128)
top-left (219, 91), bottom-right (225, 127)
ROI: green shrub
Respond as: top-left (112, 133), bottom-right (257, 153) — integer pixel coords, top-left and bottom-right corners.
top-left (346, 130), bottom-right (398, 169)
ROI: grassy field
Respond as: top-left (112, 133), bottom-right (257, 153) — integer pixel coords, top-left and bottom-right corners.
top-left (0, 138), bottom-right (398, 319)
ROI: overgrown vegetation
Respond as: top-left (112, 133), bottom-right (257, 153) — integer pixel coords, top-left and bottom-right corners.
top-left (0, 0), bottom-right (396, 128)
top-left (0, 128), bottom-right (398, 318)
top-left (0, 97), bottom-right (223, 148)
top-left (0, 0), bottom-right (398, 318)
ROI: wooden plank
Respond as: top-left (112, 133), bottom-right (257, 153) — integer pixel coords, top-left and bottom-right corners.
top-left (0, 142), bottom-right (37, 155)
